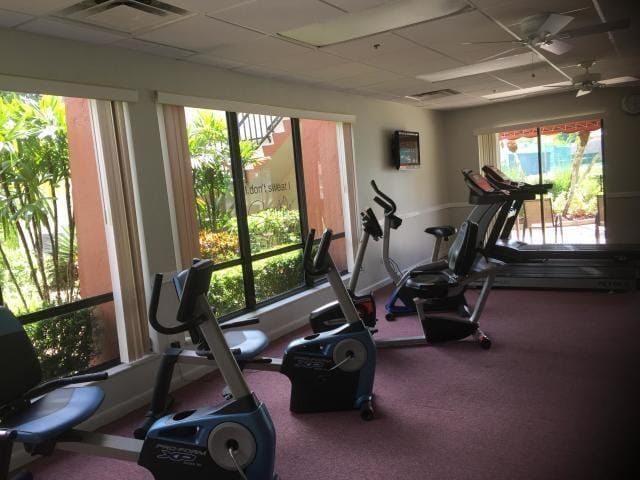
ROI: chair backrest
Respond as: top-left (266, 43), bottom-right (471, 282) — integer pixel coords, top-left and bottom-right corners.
top-left (597, 194), bottom-right (605, 225)
top-left (523, 198), bottom-right (554, 226)
top-left (0, 307), bottom-right (42, 406)
top-left (448, 221), bottom-right (479, 276)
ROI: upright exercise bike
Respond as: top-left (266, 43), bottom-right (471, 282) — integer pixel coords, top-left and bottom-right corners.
top-left (309, 207), bottom-right (382, 333)
top-left (136, 229), bottom-right (377, 422)
top-left (0, 259), bottom-right (277, 480)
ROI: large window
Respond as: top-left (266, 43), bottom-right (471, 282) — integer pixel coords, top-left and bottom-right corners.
top-left (497, 119), bottom-right (604, 244)
top-left (174, 108), bottom-right (349, 318)
top-left (0, 92), bottom-right (121, 378)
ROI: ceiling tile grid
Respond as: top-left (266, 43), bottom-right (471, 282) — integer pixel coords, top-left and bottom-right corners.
top-left (208, 0), bottom-right (344, 34)
top-left (136, 15), bottom-right (263, 51)
top-left (0, 0), bottom-right (637, 109)
top-left (0, 7), bottom-right (31, 27)
top-left (18, 17), bottom-right (127, 45)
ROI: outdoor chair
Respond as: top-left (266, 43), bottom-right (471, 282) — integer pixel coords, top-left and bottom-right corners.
top-left (523, 198), bottom-right (563, 243)
top-left (595, 194), bottom-right (605, 243)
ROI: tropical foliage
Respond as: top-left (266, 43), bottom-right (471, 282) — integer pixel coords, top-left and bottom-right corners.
top-left (188, 109), bottom-right (259, 233)
top-left (0, 93), bottom-right (77, 312)
top-left (0, 93), bottom-right (99, 379)
top-left (188, 109), bottom-right (303, 314)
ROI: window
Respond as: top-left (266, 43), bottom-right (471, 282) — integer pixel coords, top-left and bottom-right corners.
top-left (496, 119), bottom-right (605, 245)
top-left (0, 92), bottom-right (131, 378)
top-left (165, 107), bottom-right (350, 318)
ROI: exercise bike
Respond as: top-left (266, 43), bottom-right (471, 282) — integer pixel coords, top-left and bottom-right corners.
top-left (309, 207), bottom-right (382, 333)
top-left (371, 177), bottom-right (505, 348)
top-left (0, 259), bottom-right (277, 480)
top-left (136, 229), bottom-right (376, 423)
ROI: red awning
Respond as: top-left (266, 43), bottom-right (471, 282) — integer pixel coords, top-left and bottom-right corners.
top-left (499, 119), bottom-right (601, 141)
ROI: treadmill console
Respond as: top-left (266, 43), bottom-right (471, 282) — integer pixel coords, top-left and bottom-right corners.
top-left (462, 169), bottom-right (509, 205)
top-left (482, 165), bottom-right (553, 194)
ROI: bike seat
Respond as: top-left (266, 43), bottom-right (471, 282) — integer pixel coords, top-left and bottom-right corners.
top-left (224, 330), bottom-right (269, 361)
top-left (425, 226), bottom-right (456, 239)
top-left (1, 387), bottom-right (105, 444)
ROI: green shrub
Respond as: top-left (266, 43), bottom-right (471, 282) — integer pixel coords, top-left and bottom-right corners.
top-left (549, 168), bottom-right (571, 198)
top-left (206, 249), bottom-right (304, 315)
top-left (253, 250), bottom-right (304, 302)
top-left (24, 308), bottom-right (96, 379)
top-left (230, 208), bottom-right (300, 252)
top-left (207, 265), bottom-right (245, 316)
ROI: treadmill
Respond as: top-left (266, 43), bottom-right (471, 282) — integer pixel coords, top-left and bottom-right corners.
top-left (481, 165), bottom-right (640, 290)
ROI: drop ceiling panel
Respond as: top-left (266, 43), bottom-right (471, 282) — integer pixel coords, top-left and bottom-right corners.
top-left (137, 15), bottom-right (262, 51)
top-left (0, 8), bottom-right (31, 27)
top-left (420, 74), bottom-right (514, 98)
top-left (266, 50), bottom-right (348, 74)
top-left (396, 10), bottom-right (512, 45)
top-left (363, 76), bottom-right (443, 96)
top-left (321, 69), bottom-right (404, 89)
top-left (326, 0), bottom-right (390, 13)
top-left (165, 0), bottom-right (252, 14)
top-left (362, 46), bottom-right (460, 76)
top-left (320, 32), bottom-right (413, 60)
top-left (232, 64), bottom-right (290, 79)
top-left (209, 0), bottom-right (343, 34)
top-left (304, 62), bottom-right (382, 82)
top-left (187, 54), bottom-right (247, 69)
top-left (425, 93), bottom-right (492, 109)
top-left (113, 38), bottom-right (196, 58)
top-left (395, 9), bottom-right (519, 63)
top-left (204, 36), bottom-right (310, 64)
top-left (18, 17), bottom-right (126, 44)
top-left (0, 0), bottom-right (78, 15)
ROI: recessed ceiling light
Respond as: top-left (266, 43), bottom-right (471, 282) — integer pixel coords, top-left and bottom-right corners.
top-left (417, 53), bottom-right (545, 82)
top-left (279, 0), bottom-right (471, 47)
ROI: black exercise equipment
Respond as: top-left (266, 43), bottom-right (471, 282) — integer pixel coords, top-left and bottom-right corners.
top-left (0, 259), bottom-right (277, 480)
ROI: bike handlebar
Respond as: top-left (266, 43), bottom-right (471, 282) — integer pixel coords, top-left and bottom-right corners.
top-left (148, 273), bottom-right (189, 335)
top-left (371, 180), bottom-right (396, 215)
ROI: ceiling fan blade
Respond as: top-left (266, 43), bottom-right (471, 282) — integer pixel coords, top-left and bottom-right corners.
top-left (537, 13), bottom-right (574, 36)
top-left (576, 89), bottom-right (591, 97)
top-left (556, 18), bottom-right (630, 40)
top-left (539, 39), bottom-right (573, 55)
top-left (599, 76), bottom-right (639, 85)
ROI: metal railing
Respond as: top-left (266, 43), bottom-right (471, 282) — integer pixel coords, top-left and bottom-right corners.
top-left (237, 113), bottom-right (283, 148)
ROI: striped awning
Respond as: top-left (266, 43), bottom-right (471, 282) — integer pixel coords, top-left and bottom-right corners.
top-left (499, 119), bottom-right (601, 140)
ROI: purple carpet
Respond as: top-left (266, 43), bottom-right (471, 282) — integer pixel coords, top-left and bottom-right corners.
top-left (24, 286), bottom-right (640, 479)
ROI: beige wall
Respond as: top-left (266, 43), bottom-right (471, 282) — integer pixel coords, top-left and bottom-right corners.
top-left (442, 88), bottom-right (640, 243)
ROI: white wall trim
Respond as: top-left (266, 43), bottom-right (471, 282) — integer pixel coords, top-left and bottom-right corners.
top-left (472, 111), bottom-right (607, 136)
top-left (0, 73), bottom-right (138, 102)
top-left (607, 191), bottom-right (640, 199)
top-left (399, 202), bottom-right (468, 219)
top-left (155, 91), bottom-right (356, 123)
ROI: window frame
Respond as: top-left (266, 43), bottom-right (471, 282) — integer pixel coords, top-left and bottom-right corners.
top-left (176, 110), bottom-right (348, 321)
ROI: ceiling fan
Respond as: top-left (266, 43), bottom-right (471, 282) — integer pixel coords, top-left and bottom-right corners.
top-left (463, 13), bottom-right (630, 57)
top-left (484, 62), bottom-right (639, 100)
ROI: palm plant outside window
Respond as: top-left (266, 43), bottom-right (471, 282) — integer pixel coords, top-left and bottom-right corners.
top-left (183, 108), bottom-right (348, 317)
